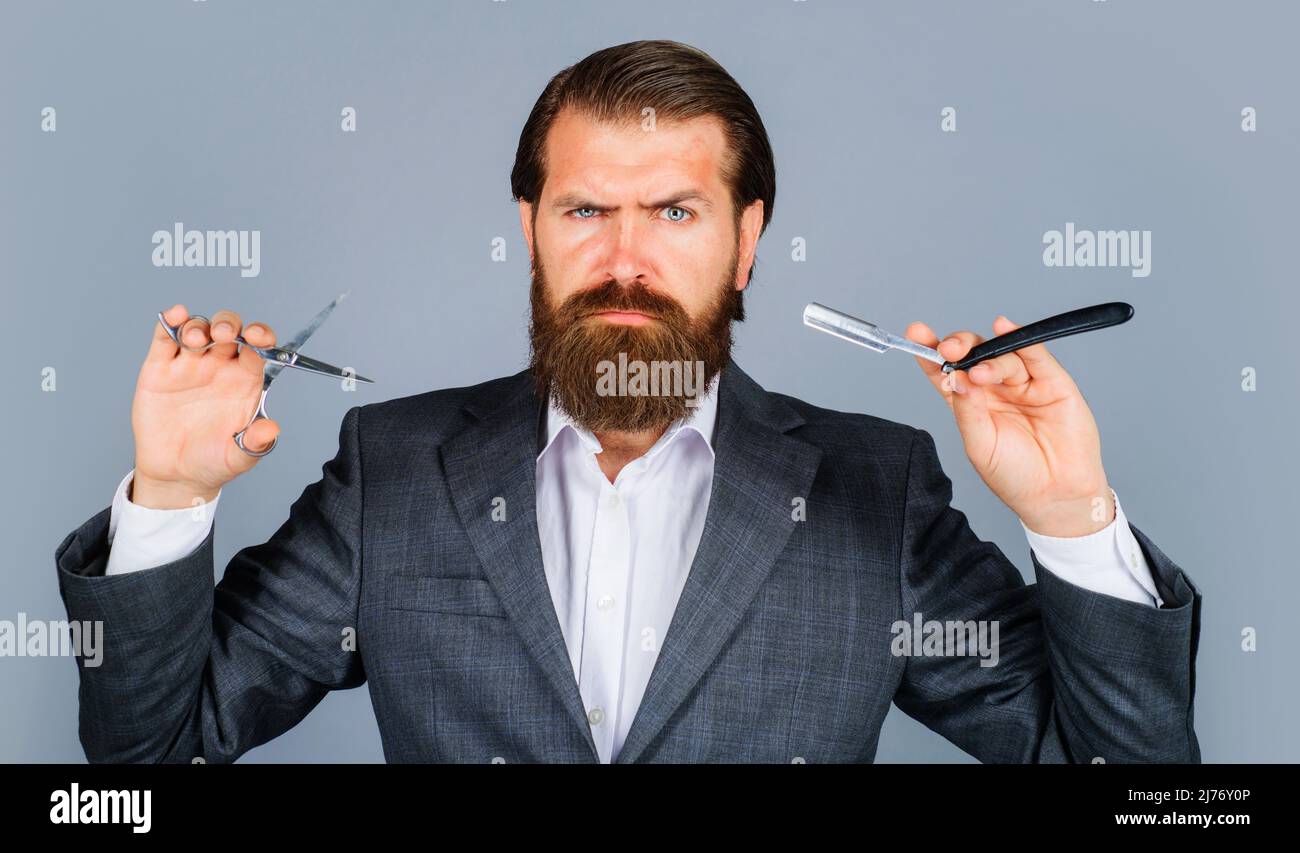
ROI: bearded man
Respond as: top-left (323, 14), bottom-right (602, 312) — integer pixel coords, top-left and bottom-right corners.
top-left (55, 40), bottom-right (1200, 764)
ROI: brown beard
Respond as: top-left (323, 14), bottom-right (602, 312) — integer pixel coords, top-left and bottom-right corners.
top-left (528, 250), bottom-right (739, 434)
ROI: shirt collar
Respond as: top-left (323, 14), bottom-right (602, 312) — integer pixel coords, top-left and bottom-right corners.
top-left (538, 372), bottom-right (720, 463)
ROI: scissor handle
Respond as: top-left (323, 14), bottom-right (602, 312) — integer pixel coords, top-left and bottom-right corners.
top-left (233, 386), bottom-right (277, 457)
top-left (156, 311), bottom-right (283, 360)
top-left (158, 313), bottom-right (278, 456)
top-left (158, 311), bottom-right (208, 348)
top-left (155, 310), bottom-right (371, 384)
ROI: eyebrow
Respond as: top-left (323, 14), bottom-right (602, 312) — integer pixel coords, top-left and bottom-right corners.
top-left (550, 190), bottom-right (714, 212)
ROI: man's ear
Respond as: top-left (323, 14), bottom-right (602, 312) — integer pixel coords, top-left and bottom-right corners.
top-left (734, 199), bottom-right (764, 291)
top-left (518, 201), bottom-right (536, 263)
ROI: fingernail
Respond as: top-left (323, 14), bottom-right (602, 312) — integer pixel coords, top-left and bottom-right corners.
top-left (952, 375), bottom-right (966, 393)
top-left (215, 322), bottom-right (232, 335)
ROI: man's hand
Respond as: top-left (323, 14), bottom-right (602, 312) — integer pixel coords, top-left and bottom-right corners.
top-left (904, 315), bottom-right (1114, 537)
top-left (130, 304), bottom-right (281, 509)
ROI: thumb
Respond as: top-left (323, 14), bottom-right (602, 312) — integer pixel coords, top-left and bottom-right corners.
top-left (949, 371), bottom-right (996, 464)
top-left (229, 418), bottom-right (280, 469)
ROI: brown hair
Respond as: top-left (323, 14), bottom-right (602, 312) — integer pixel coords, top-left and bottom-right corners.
top-left (510, 40), bottom-right (776, 316)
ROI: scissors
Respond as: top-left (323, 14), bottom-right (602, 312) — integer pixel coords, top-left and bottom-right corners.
top-left (157, 292), bottom-right (375, 457)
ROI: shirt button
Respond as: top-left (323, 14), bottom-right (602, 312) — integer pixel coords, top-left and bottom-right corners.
top-left (597, 595), bottom-right (615, 611)
top-left (587, 707), bottom-right (605, 726)
top-left (607, 492), bottom-right (621, 508)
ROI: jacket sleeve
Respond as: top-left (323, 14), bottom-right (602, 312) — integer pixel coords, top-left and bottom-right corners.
top-left (53, 406), bottom-right (367, 763)
top-left (891, 427), bottom-right (1201, 763)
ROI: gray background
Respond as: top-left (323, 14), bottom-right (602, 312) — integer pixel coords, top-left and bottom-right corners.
top-left (2, 0), bottom-right (1295, 763)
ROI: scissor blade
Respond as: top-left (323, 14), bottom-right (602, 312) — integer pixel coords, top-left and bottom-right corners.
top-left (803, 303), bottom-right (946, 366)
top-left (265, 291), bottom-right (350, 382)
top-left (283, 352), bottom-right (374, 383)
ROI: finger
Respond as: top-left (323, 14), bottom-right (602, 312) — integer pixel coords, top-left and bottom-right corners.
top-left (230, 418), bottom-right (280, 467)
top-left (148, 304), bottom-right (188, 362)
top-left (935, 330), bottom-right (987, 402)
top-left (177, 315), bottom-right (212, 360)
top-left (991, 315), bottom-right (1066, 381)
top-left (904, 322), bottom-right (953, 402)
top-left (967, 349), bottom-right (1030, 387)
top-left (208, 309), bottom-right (244, 359)
top-left (904, 322), bottom-right (943, 376)
top-left (240, 321), bottom-right (275, 347)
top-left (984, 315), bottom-right (1037, 386)
top-left (949, 371), bottom-right (997, 467)
top-left (237, 321), bottom-right (275, 376)
top-left (936, 330), bottom-right (985, 365)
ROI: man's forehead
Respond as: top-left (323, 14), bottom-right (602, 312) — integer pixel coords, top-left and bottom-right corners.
top-left (542, 108), bottom-right (729, 198)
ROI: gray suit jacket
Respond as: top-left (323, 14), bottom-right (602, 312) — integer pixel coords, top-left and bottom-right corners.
top-left (54, 362), bottom-right (1201, 763)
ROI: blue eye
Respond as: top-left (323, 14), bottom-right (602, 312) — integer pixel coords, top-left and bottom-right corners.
top-left (662, 206), bottom-right (691, 222)
top-left (571, 207), bottom-right (599, 219)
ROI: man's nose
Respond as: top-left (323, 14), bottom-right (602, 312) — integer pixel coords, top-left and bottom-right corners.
top-left (600, 214), bottom-right (652, 286)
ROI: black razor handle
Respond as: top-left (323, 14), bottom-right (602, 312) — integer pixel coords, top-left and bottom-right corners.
top-left (942, 302), bottom-right (1135, 374)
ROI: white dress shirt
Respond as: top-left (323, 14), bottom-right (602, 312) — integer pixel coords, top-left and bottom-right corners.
top-left (535, 381), bottom-right (718, 763)
top-left (105, 377), bottom-right (1162, 762)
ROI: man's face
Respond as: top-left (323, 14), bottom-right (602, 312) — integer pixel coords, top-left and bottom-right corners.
top-left (521, 108), bottom-right (763, 433)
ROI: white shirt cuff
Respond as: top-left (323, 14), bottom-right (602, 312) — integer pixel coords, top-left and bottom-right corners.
top-left (1020, 488), bottom-right (1162, 607)
top-left (105, 469), bottom-right (220, 576)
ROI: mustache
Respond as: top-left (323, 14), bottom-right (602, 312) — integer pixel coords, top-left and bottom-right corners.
top-left (556, 280), bottom-right (690, 325)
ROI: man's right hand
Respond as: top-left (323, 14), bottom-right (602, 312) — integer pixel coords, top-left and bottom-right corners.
top-left (130, 304), bottom-right (280, 509)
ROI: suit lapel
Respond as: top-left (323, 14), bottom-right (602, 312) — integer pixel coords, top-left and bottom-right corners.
top-left (439, 371), bottom-right (599, 762)
top-left (616, 363), bottom-right (823, 763)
